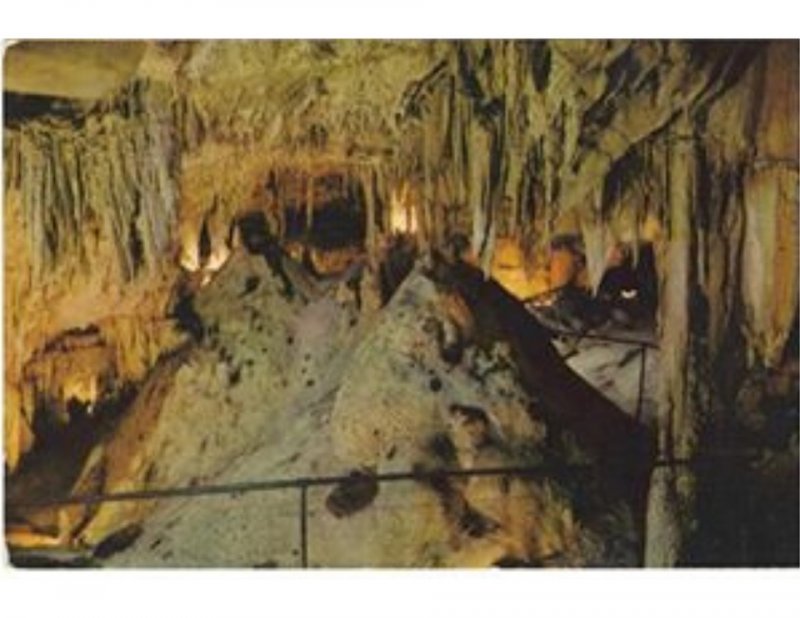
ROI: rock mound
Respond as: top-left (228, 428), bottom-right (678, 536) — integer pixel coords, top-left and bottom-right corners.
top-left (38, 252), bottom-right (645, 567)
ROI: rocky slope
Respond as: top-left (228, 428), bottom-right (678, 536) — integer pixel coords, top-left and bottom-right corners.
top-left (9, 244), bottom-right (643, 567)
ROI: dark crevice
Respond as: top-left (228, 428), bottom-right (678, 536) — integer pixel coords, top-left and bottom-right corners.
top-left (237, 210), bottom-right (294, 298)
top-left (3, 91), bottom-right (84, 128)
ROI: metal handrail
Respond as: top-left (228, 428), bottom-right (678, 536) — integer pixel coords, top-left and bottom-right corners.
top-left (8, 452), bottom-right (761, 568)
top-left (8, 462), bottom-right (597, 510)
top-left (8, 462), bottom-right (597, 568)
top-left (546, 325), bottom-right (659, 349)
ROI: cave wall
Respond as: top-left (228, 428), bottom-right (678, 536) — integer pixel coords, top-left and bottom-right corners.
top-left (3, 77), bottom-right (186, 469)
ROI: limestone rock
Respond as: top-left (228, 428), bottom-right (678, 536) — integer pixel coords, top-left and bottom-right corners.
top-left (33, 253), bottom-right (639, 567)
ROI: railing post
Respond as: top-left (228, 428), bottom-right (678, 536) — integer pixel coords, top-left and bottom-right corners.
top-left (299, 484), bottom-right (308, 568)
top-left (635, 345), bottom-right (647, 423)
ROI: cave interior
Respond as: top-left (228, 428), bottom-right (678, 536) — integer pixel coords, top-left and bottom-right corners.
top-left (2, 39), bottom-right (798, 568)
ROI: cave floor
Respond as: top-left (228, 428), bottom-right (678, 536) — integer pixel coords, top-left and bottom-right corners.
top-left (529, 308), bottom-right (659, 428)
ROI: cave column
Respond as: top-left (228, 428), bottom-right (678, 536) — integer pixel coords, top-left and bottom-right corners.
top-left (645, 115), bottom-right (703, 567)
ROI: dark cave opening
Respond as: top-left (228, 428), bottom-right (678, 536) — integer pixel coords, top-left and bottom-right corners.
top-left (530, 238), bottom-right (659, 337)
top-left (5, 381), bottom-right (139, 526)
top-left (596, 241), bottom-right (659, 326)
top-left (3, 91), bottom-right (83, 128)
top-left (285, 195), bottom-right (366, 252)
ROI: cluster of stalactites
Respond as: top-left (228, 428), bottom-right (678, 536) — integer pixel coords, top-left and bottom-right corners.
top-left (390, 41), bottom-right (731, 276)
top-left (3, 82), bottom-right (178, 286)
top-left (391, 42), bottom-right (541, 274)
top-left (155, 40), bottom-right (778, 290)
top-left (584, 116), bottom-right (798, 378)
top-left (174, 148), bottom-right (423, 280)
top-left (393, 40), bottom-right (797, 376)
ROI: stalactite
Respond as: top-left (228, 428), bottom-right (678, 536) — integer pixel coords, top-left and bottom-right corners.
top-left (741, 166), bottom-right (799, 367)
top-left (452, 90), bottom-right (468, 217)
top-left (581, 225), bottom-right (604, 295)
top-left (467, 118), bottom-right (493, 273)
top-left (362, 165), bottom-right (378, 264)
top-left (430, 85), bottom-right (451, 249)
top-left (10, 87), bottom-right (178, 286)
top-left (3, 383), bottom-right (34, 472)
top-left (275, 168), bottom-right (287, 241)
top-left (305, 171), bottom-right (315, 231)
top-left (374, 164), bottom-right (389, 236)
top-left (421, 114), bottom-right (435, 255)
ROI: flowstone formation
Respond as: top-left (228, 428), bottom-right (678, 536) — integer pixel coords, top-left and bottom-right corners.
top-left (4, 40), bottom-right (798, 567)
top-left (9, 241), bottom-right (644, 567)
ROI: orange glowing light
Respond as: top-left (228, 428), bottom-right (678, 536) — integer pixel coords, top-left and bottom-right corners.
top-left (180, 242), bottom-right (201, 272)
top-left (63, 377), bottom-right (98, 414)
top-left (205, 244), bottom-right (231, 272)
top-left (389, 184), bottom-right (417, 234)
